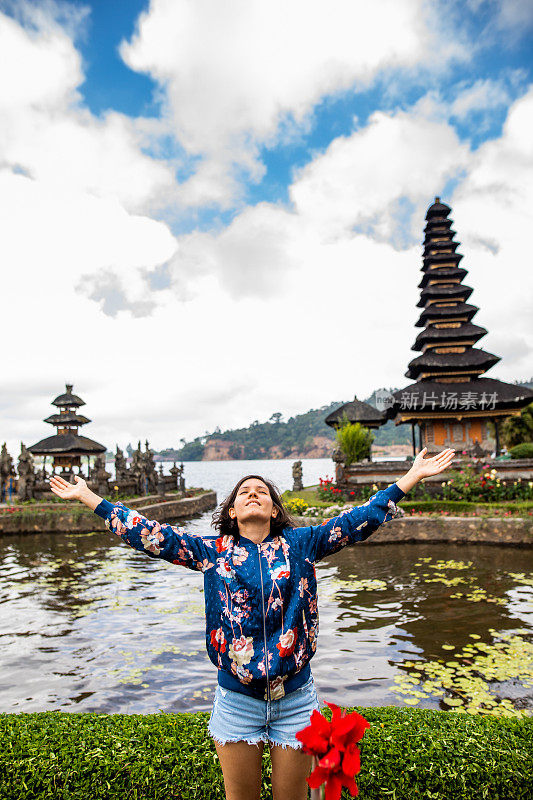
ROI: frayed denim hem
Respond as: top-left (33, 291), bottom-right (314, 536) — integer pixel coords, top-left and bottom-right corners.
top-left (266, 738), bottom-right (304, 751)
top-left (209, 731), bottom-right (303, 751)
top-left (209, 731), bottom-right (270, 749)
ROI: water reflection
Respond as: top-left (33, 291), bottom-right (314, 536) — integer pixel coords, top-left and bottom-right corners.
top-left (0, 513), bottom-right (531, 716)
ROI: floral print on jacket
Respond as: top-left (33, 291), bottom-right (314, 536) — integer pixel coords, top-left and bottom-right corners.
top-left (94, 482), bottom-right (405, 700)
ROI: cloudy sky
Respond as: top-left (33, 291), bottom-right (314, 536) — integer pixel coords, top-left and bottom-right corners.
top-left (1, 0), bottom-right (532, 457)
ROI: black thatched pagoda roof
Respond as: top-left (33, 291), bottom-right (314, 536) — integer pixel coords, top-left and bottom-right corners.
top-left (382, 197), bottom-right (533, 420)
top-left (426, 198), bottom-right (451, 217)
top-left (413, 322), bottom-right (488, 351)
top-left (418, 267), bottom-right (467, 288)
top-left (28, 433), bottom-right (106, 456)
top-left (28, 382), bottom-right (106, 461)
top-left (43, 412), bottom-right (91, 426)
top-left (325, 396), bottom-right (386, 429)
top-left (416, 301), bottom-right (478, 327)
top-left (52, 384), bottom-right (85, 408)
top-left (406, 348), bottom-right (500, 380)
top-left (423, 239), bottom-right (460, 253)
top-left (424, 221), bottom-right (454, 235)
top-left (384, 378), bottom-right (533, 417)
top-left (418, 284), bottom-right (473, 306)
top-left (423, 251), bottom-right (464, 268)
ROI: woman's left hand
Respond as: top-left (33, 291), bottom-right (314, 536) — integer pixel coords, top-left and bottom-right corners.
top-left (411, 447), bottom-right (456, 480)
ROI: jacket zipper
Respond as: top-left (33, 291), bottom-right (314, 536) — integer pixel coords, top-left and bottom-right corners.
top-left (257, 543), bottom-right (271, 702)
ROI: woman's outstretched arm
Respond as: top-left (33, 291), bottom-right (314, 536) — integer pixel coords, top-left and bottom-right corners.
top-left (49, 475), bottom-right (215, 572)
top-left (293, 447), bottom-right (455, 563)
top-left (50, 474), bottom-right (103, 509)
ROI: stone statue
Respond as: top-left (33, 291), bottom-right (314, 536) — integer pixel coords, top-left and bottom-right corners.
top-left (130, 442), bottom-right (144, 494)
top-left (292, 460), bottom-right (303, 492)
top-left (114, 445), bottom-right (128, 481)
top-left (142, 439), bottom-right (158, 494)
top-left (92, 454), bottom-right (111, 497)
top-left (470, 440), bottom-right (486, 460)
top-left (179, 462), bottom-right (186, 492)
top-left (17, 442), bottom-right (35, 501)
top-left (169, 462), bottom-right (180, 491)
top-left (157, 462), bottom-right (167, 496)
top-left (0, 442), bottom-right (16, 502)
top-left (332, 446), bottom-right (345, 486)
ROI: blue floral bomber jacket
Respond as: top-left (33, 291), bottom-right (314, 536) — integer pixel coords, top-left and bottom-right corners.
top-left (94, 481), bottom-right (405, 702)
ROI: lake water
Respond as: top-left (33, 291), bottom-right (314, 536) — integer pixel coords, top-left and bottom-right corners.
top-left (1, 458), bottom-right (532, 718)
top-left (161, 456), bottom-right (336, 499)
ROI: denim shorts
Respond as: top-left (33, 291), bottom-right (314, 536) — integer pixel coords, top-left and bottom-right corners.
top-left (208, 675), bottom-right (321, 750)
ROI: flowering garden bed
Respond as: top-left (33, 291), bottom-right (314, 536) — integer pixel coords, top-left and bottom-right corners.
top-left (0, 708), bottom-right (530, 799)
top-left (283, 489), bottom-right (533, 520)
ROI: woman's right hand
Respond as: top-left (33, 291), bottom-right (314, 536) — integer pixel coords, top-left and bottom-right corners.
top-left (49, 474), bottom-right (88, 502)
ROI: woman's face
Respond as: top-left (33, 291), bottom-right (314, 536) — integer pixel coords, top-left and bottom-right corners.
top-left (229, 478), bottom-right (278, 526)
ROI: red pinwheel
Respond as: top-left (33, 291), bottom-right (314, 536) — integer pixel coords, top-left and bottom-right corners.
top-left (296, 702), bottom-right (370, 800)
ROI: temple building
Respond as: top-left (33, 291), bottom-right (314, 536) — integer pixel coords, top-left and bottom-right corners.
top-left (28, 383), bottom-right (106, 474)
top-left (385, 198), bottom-right (533, 456)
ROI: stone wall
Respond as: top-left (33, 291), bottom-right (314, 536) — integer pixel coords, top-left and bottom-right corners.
top-left (0, 491), bottom-right (217, 537)
top-left (292, 514), bottom-right (533, 546)
top-left (337, 457), bottom-right (533, 494)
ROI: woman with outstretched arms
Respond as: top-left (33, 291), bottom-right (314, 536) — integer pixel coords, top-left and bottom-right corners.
top-left (50, 445), bottom-right (455, 800)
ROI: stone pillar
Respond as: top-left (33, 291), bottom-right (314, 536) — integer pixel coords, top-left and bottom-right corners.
top-left (332, 447), bottom-right (345, 487)
top-left (292, 460), bottom-right (303, 492)
top-left (494, 419), bottom-right (500, 457)
top-left (157, 462), bottom-right (167, 496)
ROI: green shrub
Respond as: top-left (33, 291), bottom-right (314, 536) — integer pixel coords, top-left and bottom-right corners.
top-left (509, 442), bottom-right (533, 459)
top-left (335, 414), bottom-right (374, 466)
top-left (0, 709), bottom-right (531, 799)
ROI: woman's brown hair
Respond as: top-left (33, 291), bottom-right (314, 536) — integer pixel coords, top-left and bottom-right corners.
top-left (211, 474), bottom-right (296, 538)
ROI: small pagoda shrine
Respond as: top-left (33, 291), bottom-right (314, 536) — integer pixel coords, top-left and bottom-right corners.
top-left (385, 198), bottom-right (533, 456)
top-left (28, 383), bottom-right (106, 474)
top-left (324, 395), bottom-right (386, 460)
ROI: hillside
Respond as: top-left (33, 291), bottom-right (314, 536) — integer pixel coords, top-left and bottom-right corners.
top-left (153, 377), bottom-right (533, 462)
top-left (159, 391), bottom-right (412, 461)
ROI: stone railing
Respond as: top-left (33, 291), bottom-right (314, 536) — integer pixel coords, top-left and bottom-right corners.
top-left (0, 490), bottom-right (217, 536)
top-left (291, 514), bottom-right (533, 546)
top-left (335, 457), bottom-right (533, 494)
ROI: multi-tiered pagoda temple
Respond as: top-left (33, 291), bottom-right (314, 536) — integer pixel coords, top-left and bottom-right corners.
top-left (28, 383), bottom-right (106, 474)
top-left (385, 198), bottom-right (533, 456)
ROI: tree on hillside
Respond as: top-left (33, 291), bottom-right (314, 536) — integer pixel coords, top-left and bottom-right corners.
top-left (269, 412), bottom-right (283, 424)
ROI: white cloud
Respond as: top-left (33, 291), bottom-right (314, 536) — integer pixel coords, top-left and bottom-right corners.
top-left (0, 7), bottom-right (176, 215)
top-left (290, 107), bottom-right (469, 245)
top-left (0, 6), bottom-right (82, 110)
top-left (0, 5), bottom-right (180, 322)
top-left (493, 0), bottom-right (533, 34)
top-left (450, 78), bottom-right (512, 119)
top-left (120, 0), bottom-right (467, 208)
top-left (1, 1), bottom-right (532, 465)
top-left (449, 87), bottom-right (533, 368)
